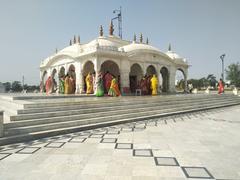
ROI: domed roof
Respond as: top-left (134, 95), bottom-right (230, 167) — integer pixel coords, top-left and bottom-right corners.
top-left (166, 51), bottom-right (181, 59)
top-left (87, 36), bottom-right (128, 48)
top-left (60, 44), bottom-right (81, 54)
top-left (121, 43), bottom-right (160, 53)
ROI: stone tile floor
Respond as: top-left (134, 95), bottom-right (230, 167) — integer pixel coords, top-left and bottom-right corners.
top-left (0, 105), bottom-right (240, 180)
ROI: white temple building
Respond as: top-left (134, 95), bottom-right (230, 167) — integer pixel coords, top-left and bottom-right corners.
top-left (40, 23), bottom-right (189, 94)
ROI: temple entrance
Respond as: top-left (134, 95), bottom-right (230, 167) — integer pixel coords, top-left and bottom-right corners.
top-left (175, 69), bottom-right (186, 93)
top-left (100, 60), bottom-right (120, 93)
top-left (51, 69), bottom-right (58, 93)
top-left (160, 67), bottom-right (169, 92)
top-left (83, 61), bottom-right (95, 93)
top-left (129, 63), bottom-right (143, 93)
top-left (68, 64), bottom-right (76, 94)
top-left (144, 65), bottom-right (157, 95)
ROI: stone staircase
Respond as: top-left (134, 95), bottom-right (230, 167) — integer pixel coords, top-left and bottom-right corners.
top-left (1, 94), bottom-right (240, 145)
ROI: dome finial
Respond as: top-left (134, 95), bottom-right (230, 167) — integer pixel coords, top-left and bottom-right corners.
top-left (69, 39), bottom-right (72, 46)
top-left (146, 37), bottom-right (149, 44)
top-left (78, 35), bottom-right (80, 44)
top-left (55, 48), bottom-right (58, 54)
top-left (73, 35), bottom-right (76, 44)
top-left (168, 43), bottom-right (172, 51)
top-left (100, 25), bottom-right (103, 36)
top-left (109, 21), bottom-right (114, 35)
top-left (140, 33), bottom-right (143, 43)
top-left (133, 33), bottom-right (136, 42)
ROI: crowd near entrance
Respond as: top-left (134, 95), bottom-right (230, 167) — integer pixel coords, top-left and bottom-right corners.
top-left (40, 60), bottom-right (187, 96)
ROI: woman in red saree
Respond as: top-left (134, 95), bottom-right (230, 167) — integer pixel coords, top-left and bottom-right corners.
top-left (218, 79), bottom-right (224, 94)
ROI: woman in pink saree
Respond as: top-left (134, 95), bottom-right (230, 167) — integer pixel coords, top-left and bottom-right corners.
top-left (45, 76), bottom-right (53, 95)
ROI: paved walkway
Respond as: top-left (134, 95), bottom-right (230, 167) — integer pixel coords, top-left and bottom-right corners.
top-left (0, 106), bottom-right (240, 180)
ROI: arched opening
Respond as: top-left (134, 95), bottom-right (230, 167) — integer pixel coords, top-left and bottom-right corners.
top-left (146, 65), bottom-right (157, 76)
top-left (51, 69), bottom-right (58, 93)
top-left (100, 60), bottom-right (120, 93)
top-left (68, 64), bottom-right (76, 94)
top-left (175, 68), bottom-right (186, 93)
top-left (129, 63), bottom-right (143, 93)
top-left (160, 67), bottom-right (169, 93)
top-left (83, 61), bottom-right (95, 93)
top-left (144, 65), bottom-right (157, 95)
top-left (59, 67), bottom-right (65, 78)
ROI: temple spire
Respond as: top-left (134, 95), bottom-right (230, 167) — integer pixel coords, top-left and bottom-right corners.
top-left (168, 43), bottom-right (172, 51)
top-left (133, 34), bottom-right (136, 42)
top-left (69, 39), bottom-right (72, 46)
top-left (109, 21), bottom-right (114, 35)
top-left (78, 35), bottom-right (80, 44)
top-left (100, 25), bottom-right (103, 36)
top-left (140, 33), bottom-right (143, 43)
top-left (146, 38), bottom-right (149, 44)
top-left (55, 48), bottom-right (58, 53)
top-left (73, 35), bottom-right (76, 44)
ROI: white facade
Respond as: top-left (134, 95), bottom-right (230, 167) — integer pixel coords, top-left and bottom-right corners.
top-left (40, 35), bottom-right (189, 94)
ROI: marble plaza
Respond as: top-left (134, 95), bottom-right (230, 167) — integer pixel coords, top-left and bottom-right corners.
top-left (0, 105), bottom-right (240, 180)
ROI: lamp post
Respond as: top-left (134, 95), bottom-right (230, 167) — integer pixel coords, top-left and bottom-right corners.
top-left (220, 54), bottom-right (225, 81)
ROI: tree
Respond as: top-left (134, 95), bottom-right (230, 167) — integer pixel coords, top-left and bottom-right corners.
top-left (3, 82), bottom-right (11, 92)
top-left (206, 74), bottom-right (217, 88)
top-left (11, 81), bottom-right (22, 92)
top-left (226, 63), bottom-right (240, 87)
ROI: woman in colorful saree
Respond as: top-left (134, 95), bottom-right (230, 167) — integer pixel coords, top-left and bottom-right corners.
top-left (95, 72), bottom-right (104, 97)
top-left (86, 73), bottom-right (94, 94)
top-left (59, 77), bottom-right (65, 94)
top-left (108, 78), bottom-right (121, 97)
top-left (218, 78), bottom-right (224, 94)
top-left (103, 72), bottom-right (113, 93)
top-left (150, 74), bottom-right (158, 95)
top-left (140, 76), bottom-right (148, 95)
top-left (64, 74), bottom-right (70, 94)
top-left (45, 76), bottom-right (53, 95)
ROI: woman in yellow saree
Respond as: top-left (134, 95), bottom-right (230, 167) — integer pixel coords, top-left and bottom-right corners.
top-left (150, 74), bottom-right (158, 95)
top-left (86, 73), bottom-right (94, 94)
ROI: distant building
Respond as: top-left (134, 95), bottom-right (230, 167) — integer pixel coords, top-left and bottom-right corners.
top-left (0, 83), bottom-right (5, 93)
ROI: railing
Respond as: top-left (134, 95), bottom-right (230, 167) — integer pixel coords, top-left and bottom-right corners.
top-left (0, 110), bottom-right (3, 137)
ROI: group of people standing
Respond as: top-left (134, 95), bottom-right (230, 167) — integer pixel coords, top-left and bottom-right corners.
top-left (58, 74), bottom-right (76, 94)
top-left (42, 72), bottom-right (159, 96)
top-left (85, 71), bottom-right (121, 97)
top-left (139, 74), bottom-right (158, 95)
top-left (42, 74), bottom-right (76, 95)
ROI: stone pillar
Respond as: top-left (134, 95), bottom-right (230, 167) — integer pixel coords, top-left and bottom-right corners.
top-left (75, 62), bottom-right (81, 94)
top-left (79, 69), bottom-right (85, 94)
top-left (0, 110), bottom-right (3, 137)
top-left (120, 60), bottom-right (130, 95)
top-left (120, 70), bottom-right (130, 95)
top-left (169, 67), bottom-right (177, 93)
top-left (184, 69), bottom-right (188, 92)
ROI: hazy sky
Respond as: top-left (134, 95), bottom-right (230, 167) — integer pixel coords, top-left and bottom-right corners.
top-left (0, 0), bottom-right (239, 85)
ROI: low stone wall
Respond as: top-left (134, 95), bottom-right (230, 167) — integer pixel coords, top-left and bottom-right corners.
top-left (0, 110), bottom-right (3, 137)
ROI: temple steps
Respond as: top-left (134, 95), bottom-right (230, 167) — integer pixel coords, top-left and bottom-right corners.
top-left (5, 98), bottom-right (236, 129)
top-left (1, 94), bottom-right (240, 145)
top-left (10, 96), bottom-right (233, 121)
